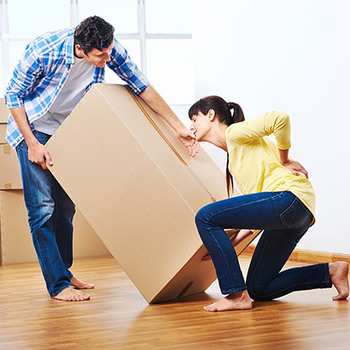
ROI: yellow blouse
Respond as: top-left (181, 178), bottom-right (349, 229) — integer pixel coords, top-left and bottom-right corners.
top-left (225, 111), bottom-right (316, 219)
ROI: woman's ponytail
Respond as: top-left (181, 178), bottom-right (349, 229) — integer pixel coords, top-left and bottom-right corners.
top-left (225, 153), bottom-right (234, 197)
top-left (227, 102), bottom-right (245, 123)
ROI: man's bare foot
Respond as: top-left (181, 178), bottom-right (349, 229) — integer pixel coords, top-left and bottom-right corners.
top-left (203, 290), bottom-right (252, 312)
top-left (329, 261), bottom-right (349, 300)
top-left (53, 286), bottom-right (90, 301)
top-left (70, 276), bottom-right (95, 289)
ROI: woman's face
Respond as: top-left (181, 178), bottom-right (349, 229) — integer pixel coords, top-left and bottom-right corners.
top-left (190, 111), bottom-right (212, 142)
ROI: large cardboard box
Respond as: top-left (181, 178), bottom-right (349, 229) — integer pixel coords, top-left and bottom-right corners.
top-left (0, 190), bottom-right (111, 265)
top-left (46, 84), bottom-right (259, 303)
top-left (0, 143), bottom-right (22, 189)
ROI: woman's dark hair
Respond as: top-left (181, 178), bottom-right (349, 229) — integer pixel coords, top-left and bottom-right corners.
top-left (188, 96), bottom-right (245, 197)
top-left (74, 16), bottom-right (115, 54)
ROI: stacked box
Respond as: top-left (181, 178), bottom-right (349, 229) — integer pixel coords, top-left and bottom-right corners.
top-left (46, 83), bottom-right (260, 303)
top-left (0, 98), bottom-right (111, 264)
top-left (0, 99), bottom-right (8, 144)
top-left (0, 98), bottom-right (22, 189)
top-left (0, 190), bottom-right (110, 264)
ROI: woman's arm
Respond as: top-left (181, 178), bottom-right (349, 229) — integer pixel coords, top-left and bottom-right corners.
top-left (226, 111), bottom-right (291, 149)
top-left (227, 111), bottom-right (309, 177)
top-left (279, 148), bottom-right (308, 178)
top-left (231, 229), bottom-right (253, 247)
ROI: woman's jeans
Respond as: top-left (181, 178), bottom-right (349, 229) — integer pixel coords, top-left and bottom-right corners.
top-left (195, 191), bottom-right (332, 301)
top-left (16, 130), bottom-right (75, 297)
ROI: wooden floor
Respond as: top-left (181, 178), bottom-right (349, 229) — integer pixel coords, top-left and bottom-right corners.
top-left (0, 256), bottom-right (349, 350)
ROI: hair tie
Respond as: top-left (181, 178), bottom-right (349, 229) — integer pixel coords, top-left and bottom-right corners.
top-left (227, 102), bottom-right (235, 117)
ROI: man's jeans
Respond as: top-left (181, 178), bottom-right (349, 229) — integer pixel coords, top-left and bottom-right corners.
top-left (16, 130), bottom-right (75, 297)
top-left (195, 191), bottom-right (332, 300)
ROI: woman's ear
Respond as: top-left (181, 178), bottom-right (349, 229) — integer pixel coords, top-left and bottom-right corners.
top-left (208, 109), bottom-right (216, 121)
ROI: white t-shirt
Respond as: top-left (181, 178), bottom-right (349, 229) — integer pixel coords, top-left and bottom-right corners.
top-left (33, 56), bottom-right (95, 135)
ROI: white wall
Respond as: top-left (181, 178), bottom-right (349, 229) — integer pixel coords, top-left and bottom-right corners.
top-left (192, 0), bottom-right (350, 254)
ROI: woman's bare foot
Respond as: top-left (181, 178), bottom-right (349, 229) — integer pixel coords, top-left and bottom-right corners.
top-left (329, 261), bottom-right (349, 300)
top-left (53, 286), bottom-right (90, 301)
top-left (203, 290), bottom-right (252, 312)
top-left (70, 276), bottom-right (95, 289)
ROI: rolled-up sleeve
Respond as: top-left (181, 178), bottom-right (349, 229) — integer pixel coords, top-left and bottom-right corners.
top-left (5, 44), bottom-right (43, 109)
top-left (107, 38), bottom-right (150, 95)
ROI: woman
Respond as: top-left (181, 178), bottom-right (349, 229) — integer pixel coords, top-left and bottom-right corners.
top-left (189, 96), bottom-right (349, 312)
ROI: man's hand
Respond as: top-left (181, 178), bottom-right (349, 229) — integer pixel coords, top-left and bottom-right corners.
top-left (177, 128), bottom-right (200, 157)
top-left (139, 86), bottom-right (200, 157)
top-left (188, 141), bottom-right (200, 158)
top-left (9, 106), bottom-right (54, 170)
top-left (282, 159), bottom-right (308, 178)
top-left (28, 142), bottom-right (53, 170)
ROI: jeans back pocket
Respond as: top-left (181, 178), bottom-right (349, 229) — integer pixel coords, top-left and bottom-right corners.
top-left (280, 196), bottom-right (312, 229)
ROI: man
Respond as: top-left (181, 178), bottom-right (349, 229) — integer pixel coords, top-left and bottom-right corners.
top-left (5, 16), bottom-right (197, 302)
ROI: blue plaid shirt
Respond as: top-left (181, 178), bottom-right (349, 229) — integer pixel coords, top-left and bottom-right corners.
top-left (5, 28), bottom-right (150, 148)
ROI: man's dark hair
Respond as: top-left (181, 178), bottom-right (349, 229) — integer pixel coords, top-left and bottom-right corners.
top-left (74, 16), bottom-right (114, 54)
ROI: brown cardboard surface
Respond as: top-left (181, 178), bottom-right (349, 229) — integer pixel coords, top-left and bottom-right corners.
top-left (0, 98), bottom-right (9, 123)
top-left (0, 98), bottom-right (9, 144)
top-left (0, 143), bottom-right (22, 189)
top-left (45, 84), bottom-right (259, 303)
top-left (152, 229), bottom-right (261, 302)
top-left (0, 124), bottom-right (7, 144)
top-left (0, 190), bottom-right (111, 265)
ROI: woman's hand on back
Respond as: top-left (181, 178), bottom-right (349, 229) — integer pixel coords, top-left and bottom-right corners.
top-left (282, 159), bottom-right (308, 179)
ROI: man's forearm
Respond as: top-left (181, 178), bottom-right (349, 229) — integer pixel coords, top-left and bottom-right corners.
top-left (139, 85), bottom-right (186, 134)
top-left (9, 106), bottom-right (53, 169)
top-left (138, 85), bottom-right (198, 156)
top-left (10, 106), bottom-right (39, 147)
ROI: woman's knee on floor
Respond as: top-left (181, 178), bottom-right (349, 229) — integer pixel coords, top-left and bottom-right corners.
top-left (247, 280), bottom-right (273, 302)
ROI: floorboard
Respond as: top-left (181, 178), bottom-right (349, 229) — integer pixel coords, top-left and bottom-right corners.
top-left (0, 256), bottom-right (349, 349)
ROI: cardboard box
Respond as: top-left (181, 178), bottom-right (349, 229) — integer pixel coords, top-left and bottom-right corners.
top-left (0, 143), bottom-right (22, 189)
top-left (0, 99), bottom-right (22, 189)
top-left (46, 84), bottom-right (259, 303)
top-left (0, 98), bottom-right (9, 144)
top-left (0, 124), bottom-right (7, 144)
top-left (0, 98), bottom-right (9, 123)
top-left (0, 190), bottom-right (111, 265)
